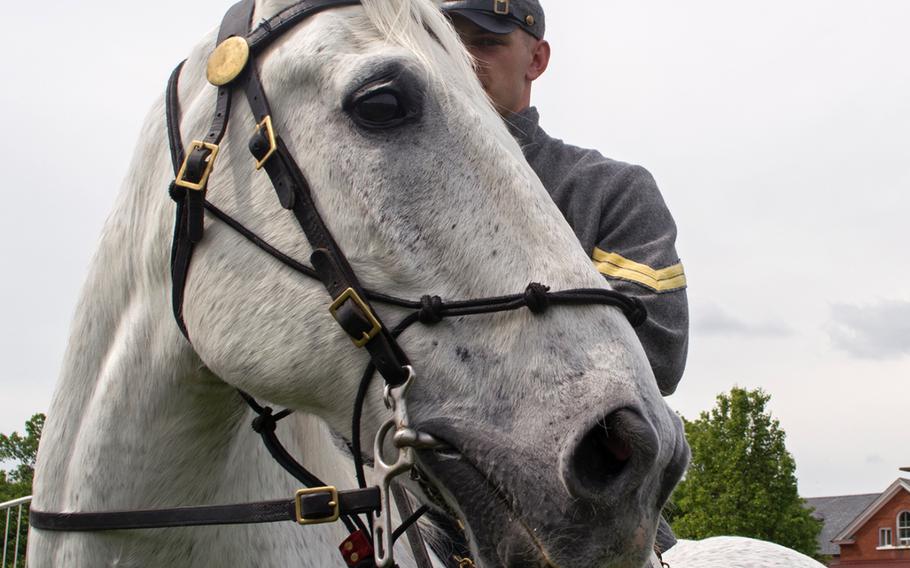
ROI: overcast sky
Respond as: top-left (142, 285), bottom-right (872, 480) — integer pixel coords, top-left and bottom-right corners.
top-left (1, 1), bottom-right (907, 499)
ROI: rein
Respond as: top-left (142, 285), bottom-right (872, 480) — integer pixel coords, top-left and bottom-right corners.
top-left (30, 1), bottom-right (647, 567)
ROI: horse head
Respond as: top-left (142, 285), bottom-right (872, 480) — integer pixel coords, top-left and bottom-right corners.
top-left (33, 1), bottom-right (687, 566)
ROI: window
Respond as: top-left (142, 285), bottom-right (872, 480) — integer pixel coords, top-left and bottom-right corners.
top-left (900, 511), bottom-right (910, 546)
top-left (880, 527), bottom-right (893, 547)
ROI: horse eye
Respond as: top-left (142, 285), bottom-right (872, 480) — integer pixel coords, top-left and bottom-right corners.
top-left (351, 90), bottom-right (409, 128)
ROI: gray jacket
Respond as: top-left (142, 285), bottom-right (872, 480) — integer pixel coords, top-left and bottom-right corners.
top-left (508, 107), bottom-right (688, 396)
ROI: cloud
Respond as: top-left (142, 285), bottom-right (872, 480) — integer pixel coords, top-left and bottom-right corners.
top-left (694, 304), bottom-right (793, 338)
top-left (865, 454), bottom-right (884, 465)
top-left (828, 300), bottom-right (910, 359)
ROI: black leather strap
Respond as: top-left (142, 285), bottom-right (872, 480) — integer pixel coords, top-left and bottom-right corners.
top-left (165, 61), bottom-right (187, 174)
top-left (166, 62), bottom-right (192, 339)
top-left (30, 488), bottom-right (380, 532)
top-left (168, 0), bottom-right (256, 340)
top-left (242, 53), bottom-right (411, 386)
top-left (246, 0), bottom-right (361, 54)
top-left (391, 485), bottom-right (434, 568)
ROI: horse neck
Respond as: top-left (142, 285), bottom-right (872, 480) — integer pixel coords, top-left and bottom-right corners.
top-left (31, 100), bottom-right (361, 566)
top-left (34, 96), bottom-right (196, 503)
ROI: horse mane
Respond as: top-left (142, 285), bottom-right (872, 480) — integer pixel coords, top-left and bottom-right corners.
top-left (360, 0), bottom-right (476, 84)
top-left (256, 0), bottom-right (474, 81)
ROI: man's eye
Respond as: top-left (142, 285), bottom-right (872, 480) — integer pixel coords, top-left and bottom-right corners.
top-left (471, 38), bottom-right (504, 48)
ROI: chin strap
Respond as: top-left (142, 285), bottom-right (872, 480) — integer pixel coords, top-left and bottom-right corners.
top-left (29, 488), bottom-right (380, 533)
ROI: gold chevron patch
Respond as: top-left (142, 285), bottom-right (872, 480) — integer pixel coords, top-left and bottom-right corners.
top-left (592, 248), bottom-right (687, 293)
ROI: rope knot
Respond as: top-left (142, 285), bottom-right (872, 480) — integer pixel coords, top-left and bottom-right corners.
top-left (251, 406), bottom-right (277, 434)
top-left (524, 283), bottom-right (551, 314)
top-left (418, 295), bottom-right (444, 325)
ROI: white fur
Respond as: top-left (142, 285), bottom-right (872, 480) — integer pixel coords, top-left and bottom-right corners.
top-left (28, 1), bottom-right (807, 567)
top-left (661, 537), bottom-right (827, 568)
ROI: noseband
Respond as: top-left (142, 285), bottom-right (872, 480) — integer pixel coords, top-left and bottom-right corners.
top-left (30, 1), bottom-right (647, 567)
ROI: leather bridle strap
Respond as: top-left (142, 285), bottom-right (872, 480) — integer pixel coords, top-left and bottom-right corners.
top-left (168, 0), bottom-right (411, 386)
top-left (160, 0), bottom-right (379, 541)
top-left (391, 484), bottom-right (435, 568)
top-left (246, 0), bottom-right (410, 387)
top-left (245, 0), bottom-right (359, 54)
top-left (168, 0), bottom-right (256, 339)
top-left (243, 62), bottom-right (412, 387)
top-left (30, 487), bottom-right (380, 532)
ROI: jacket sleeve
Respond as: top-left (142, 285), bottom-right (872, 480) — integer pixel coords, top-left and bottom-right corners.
top-left (591, 164), bottom-right (689, 395)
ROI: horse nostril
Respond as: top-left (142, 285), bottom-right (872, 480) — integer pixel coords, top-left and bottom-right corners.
top-left (565, 409), bottom-right (658, 500)
top-left (572, 414), bottom-right (632, 486)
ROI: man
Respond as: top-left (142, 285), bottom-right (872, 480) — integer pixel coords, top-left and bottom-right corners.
top-left (441, 0), bottom-right (688, 554)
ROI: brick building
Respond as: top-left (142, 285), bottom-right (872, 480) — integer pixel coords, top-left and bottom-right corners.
top-left (807, 478), bottom-right (910, 567)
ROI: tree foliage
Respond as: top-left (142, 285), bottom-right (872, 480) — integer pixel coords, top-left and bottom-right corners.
top-left (1, 413), bottom-right (44, 480)
top-left (1, 413), bottom-right (43, 567)
top-left (0, 413), bottom-right (44, 501)
top-left (668, 388), bottom-right (822, 558)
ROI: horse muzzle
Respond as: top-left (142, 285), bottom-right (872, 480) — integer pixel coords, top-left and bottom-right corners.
top-left (411, 404), bottom-right (688, 568)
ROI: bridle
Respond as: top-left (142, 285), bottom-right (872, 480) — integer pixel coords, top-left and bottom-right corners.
top-left (30, 1), bottom-right (647, 567)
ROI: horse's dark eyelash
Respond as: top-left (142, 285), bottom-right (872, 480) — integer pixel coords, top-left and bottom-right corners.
top-left (344, 72), bottom-right (402, 107)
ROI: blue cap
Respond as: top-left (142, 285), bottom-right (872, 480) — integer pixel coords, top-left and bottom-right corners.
top-left (441, 0), bottom-right (546, 39)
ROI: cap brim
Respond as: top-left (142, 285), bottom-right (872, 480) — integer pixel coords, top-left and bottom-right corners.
top-left (446, 9), bottom-right (519, 35)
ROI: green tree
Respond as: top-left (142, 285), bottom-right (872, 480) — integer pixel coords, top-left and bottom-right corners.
top-left (1, 413), bottom-right (44, 567)
top-left (0, 413), bottom-right (44, 491)
top-left (669, 388), bottom-right (822, 558)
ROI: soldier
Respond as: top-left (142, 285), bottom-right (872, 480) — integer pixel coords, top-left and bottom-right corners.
top-left (441, 0), bottom-right (689, 554)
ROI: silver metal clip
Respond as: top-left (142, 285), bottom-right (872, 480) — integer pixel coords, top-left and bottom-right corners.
top-left (372, 367), bottom-right (418, 568)
top-left (371, 367), bottom-right (448, 567)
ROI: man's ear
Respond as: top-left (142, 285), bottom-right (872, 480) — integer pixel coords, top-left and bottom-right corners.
top-left (527, 39), bottom-right (551, 82)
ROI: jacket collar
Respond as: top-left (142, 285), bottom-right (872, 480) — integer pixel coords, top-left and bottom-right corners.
top-left (504, 106), bottom-right (542, 146)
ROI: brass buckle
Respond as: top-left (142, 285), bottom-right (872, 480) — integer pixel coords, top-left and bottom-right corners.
top-left (330, 288), bottom-right (382, 348)
top-left (175, 141), bottom-right (220, 191)
top-left (294, 486), bottom-right (340, 525)
top-left (493, 0), bottom-right (509, 15)
top-left (253, 115), bottom-right (278, 170)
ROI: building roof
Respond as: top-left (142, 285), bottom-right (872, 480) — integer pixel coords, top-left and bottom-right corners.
top-left (832, 479), bottom-right (910, 545)
top-left (805, 493), bottom-right (879, 556)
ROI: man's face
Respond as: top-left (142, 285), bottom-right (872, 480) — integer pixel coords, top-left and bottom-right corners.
top-left (450, 16), bottom-right (537, 115)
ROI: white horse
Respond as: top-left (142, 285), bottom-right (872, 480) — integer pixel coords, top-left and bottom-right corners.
top-left (28, 0), bottom-right (821, 567)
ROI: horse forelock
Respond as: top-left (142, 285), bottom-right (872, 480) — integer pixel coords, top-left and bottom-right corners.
top-left (254, 0), bottom-right (515, 151)
top-left (256, 0), bottom-right (470, 77)
top-left (357, 0), bottom-right (476, 91)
